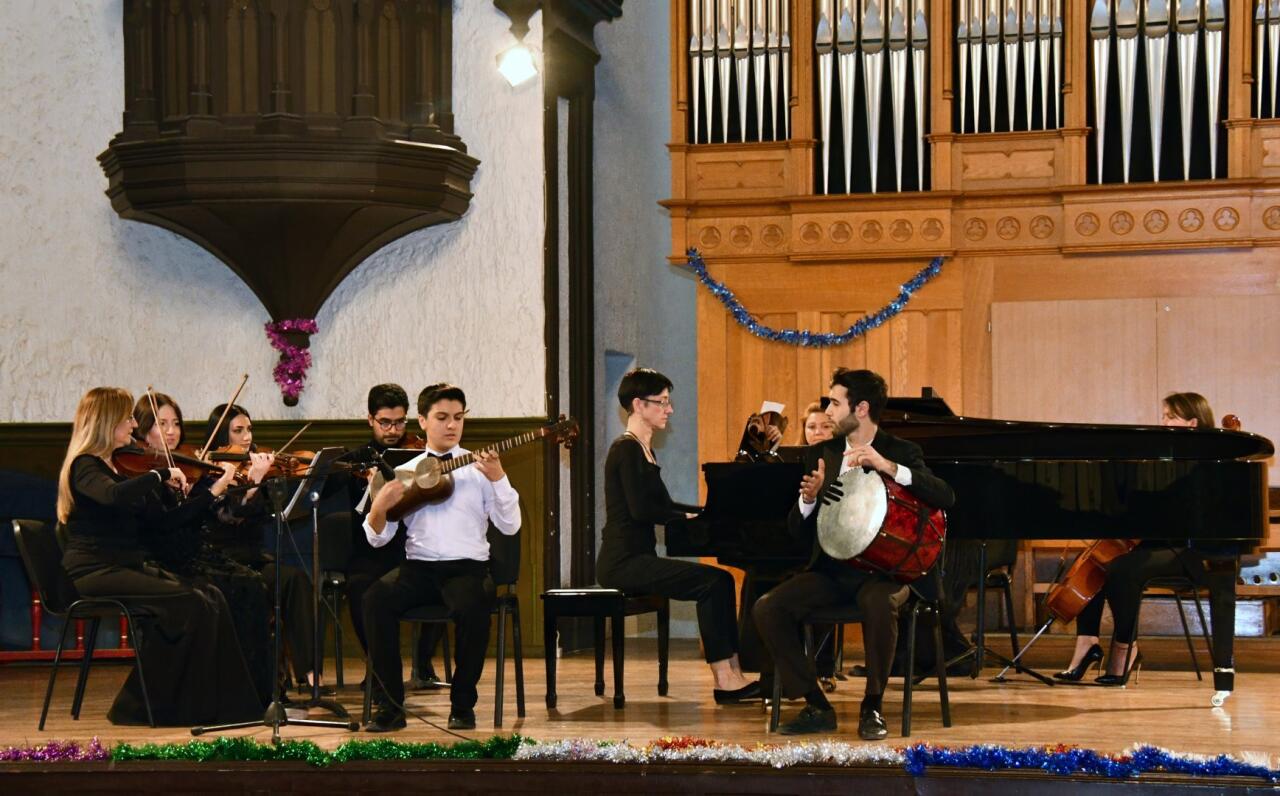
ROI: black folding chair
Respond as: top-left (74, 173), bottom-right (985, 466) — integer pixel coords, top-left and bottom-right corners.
top-left (12, 519), bottom-right (157, 730)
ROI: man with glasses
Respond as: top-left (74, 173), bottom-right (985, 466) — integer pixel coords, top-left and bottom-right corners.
top-left (341, 384), bottom-right (443, 689)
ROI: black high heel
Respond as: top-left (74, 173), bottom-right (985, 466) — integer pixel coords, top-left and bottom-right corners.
top-left (1096, 651), bottom-right (1144, 687)
top-left (1053, 643), bottom-right (1104, 682)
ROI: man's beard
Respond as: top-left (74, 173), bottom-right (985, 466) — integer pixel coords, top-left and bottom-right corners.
top-left (832, 414), bottom-right (860, 438)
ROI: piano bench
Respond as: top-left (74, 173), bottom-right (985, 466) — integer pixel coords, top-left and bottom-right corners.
top-left (540, 589), bottom-right (670, 709)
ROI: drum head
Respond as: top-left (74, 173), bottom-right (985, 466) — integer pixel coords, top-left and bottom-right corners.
top-left (817, 468), bottom-right (888, 561)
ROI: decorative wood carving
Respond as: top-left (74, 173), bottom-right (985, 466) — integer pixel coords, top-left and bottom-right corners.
top-left (100, 0), bottom-right (476, 322)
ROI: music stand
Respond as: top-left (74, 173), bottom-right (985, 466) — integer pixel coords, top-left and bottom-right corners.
top-left (192, 447), bottom-right (359, 740)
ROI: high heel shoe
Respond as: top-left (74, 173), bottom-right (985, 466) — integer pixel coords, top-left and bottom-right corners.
top-left (1053, 644), bottom-right (1104, 682)
top-left (1095, 651), bottom-right (1144, 687)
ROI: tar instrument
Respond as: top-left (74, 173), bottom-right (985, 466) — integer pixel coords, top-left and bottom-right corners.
top-left (815, 467), bottom-right (946, 583)
top-left (371, 415), bottom-right (580, 522)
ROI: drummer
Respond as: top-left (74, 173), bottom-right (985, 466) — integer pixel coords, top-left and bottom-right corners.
top-left (752, 368), bottom-right (955, 739)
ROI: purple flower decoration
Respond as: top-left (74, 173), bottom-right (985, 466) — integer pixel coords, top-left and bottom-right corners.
top-left (265, 318), bottom-right (319, 406)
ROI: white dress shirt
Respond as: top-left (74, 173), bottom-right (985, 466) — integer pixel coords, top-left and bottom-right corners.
top-left (798, 442), bottom-right (912, 519)
top-left (363, 445), bottom-right (521, 561)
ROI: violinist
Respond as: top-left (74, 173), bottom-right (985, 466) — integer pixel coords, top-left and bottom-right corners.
top-left (130, 393), bottom-right (274, 704)
top-left (202, 402), bottom-right (323, 695)
top-left (362, 383), bottom-right (521, 732)
top-left (338, 383), bottom-right (443, 687)
top-left (1056, 392), bottom-right (1220, 687)
top-left (57, 387), bottom-right (261, 725)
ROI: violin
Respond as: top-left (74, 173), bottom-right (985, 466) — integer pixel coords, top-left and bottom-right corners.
top-left (207, 444), bottom-right (315, 480)
top-left (113, 443), bottom-right (226, 484)
top-left (401, 433), bottom-right (427, 450)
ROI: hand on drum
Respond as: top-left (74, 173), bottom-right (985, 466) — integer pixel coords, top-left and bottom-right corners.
top-left (844, 443), bottom-right (894, 477)
top-left (799, 459), bottom-right (826, 504)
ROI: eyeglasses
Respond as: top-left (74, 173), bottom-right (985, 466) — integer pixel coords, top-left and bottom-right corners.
top-left (374, 418), bottom-right (409, 430)
top-left (640, 397), bottom-right (673, 409)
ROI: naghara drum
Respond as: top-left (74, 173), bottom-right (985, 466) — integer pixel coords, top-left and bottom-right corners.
top-left (816, 467), bottom-right (946, 583)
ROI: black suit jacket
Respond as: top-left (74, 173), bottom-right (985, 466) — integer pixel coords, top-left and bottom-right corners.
top-left (787, 428), bottom-right (956, 571)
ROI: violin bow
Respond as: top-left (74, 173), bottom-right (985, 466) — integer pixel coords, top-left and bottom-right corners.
top-left (275, 421), bottom-right (312, 457)
top-left (199, 373), bottom-right (249, 460)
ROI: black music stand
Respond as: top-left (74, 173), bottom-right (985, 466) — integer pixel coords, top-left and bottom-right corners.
top-left (192, 447), bottom-right (359, 741)
top-left (944, 541), bottom-right (1056, 687)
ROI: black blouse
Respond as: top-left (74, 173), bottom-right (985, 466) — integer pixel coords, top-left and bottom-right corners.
top-left (598, 436), bottom-right (695, 561)
top-left (62, 455), bottom-right (169, 568)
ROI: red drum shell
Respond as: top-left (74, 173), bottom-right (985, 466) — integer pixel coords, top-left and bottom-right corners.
top-left (845, 474), bottom-right (946, 583)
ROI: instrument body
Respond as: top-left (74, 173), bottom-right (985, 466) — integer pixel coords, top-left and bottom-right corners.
top-left (817, 467), bottom-right (946, 583)
top-left (1042, 537), bottom-right (1141, 622)
top-left (113, 443), bottom-right (225, 484)
top-left (371, 416), bottom-right (580, 522)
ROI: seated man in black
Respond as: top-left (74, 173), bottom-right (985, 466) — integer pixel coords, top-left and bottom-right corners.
top-left (341, 383), bottom-right (442, 687)
top-left (753, 368), bottom-right (955, 739)
top-left (362, 383), bottom-right (521, 731)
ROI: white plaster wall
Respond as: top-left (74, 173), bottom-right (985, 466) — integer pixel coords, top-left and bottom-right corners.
top-left (0, 0), bottom-right (545, 422)
top-left (594, 4), bottom-right (701, 638)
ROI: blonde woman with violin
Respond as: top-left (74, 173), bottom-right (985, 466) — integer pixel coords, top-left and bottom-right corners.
top-left (201, 402), bottom-right (324, 696)
top-left (57, 387), bottom-right (261, 725)
top-left (1056, 392), bottom-right (1220, 687)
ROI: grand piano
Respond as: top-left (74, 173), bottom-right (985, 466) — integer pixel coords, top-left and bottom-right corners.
top-left (666, 393), bottom-right (1274, 703)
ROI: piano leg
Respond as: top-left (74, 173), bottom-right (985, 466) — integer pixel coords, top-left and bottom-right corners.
top-left (1205, 559), bottom-right (1237, 707)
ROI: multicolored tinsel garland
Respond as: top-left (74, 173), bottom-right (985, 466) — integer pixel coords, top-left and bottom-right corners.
top-left (2, 736), bottom-right (1276, 782)
top-left (264, 318), bottom-right (318, 406)
top-left (684, 248), bottom-right (945, 347)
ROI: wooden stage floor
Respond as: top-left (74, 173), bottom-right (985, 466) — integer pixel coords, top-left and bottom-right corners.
top-left (2, 638), bottom-right (1278, 762)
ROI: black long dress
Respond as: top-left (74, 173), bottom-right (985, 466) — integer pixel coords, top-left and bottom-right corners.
top-left (61, 455), bottom-right (261, 726)
top-left (139, 483), bottom-right (273, 704)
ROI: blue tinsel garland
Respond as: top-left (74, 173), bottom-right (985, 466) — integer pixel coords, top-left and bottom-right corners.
top-left (684, 248), bottom-right (945, 347)
top-left (903, 743), bottom-right (1280, 782)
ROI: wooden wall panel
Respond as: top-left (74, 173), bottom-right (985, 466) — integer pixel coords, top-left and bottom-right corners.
top-left (1157, 296), bottom-right (1280, 474)
top-left (991, 299), bottom-right (1158, 424)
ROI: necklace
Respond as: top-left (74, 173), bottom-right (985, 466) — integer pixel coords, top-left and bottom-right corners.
top-left (622, 431), bottom-right (657, 465)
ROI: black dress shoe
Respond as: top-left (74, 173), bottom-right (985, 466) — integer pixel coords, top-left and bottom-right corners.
top-left (447, 709), bottom-right (477, 730)
top-left (778, 704), bottom-right (837, 735)
top-left (713, 680), bottom-right (762, 705)
top-left (858, 707), bottom-right (888, 741)
top-left (408, 674), bottom-right (448, 691)
top-left (365, 708), bottom-right (407, 733)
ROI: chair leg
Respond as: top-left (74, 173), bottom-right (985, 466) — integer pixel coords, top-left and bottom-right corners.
top-left (1191, 590), bottom-right (1215, 662)
top-left (1002, 579), bottom-right (1021, 657)
top-left (123, 614), bottom-right (155, 728)
top-left (593, 616), bottom-right (606, 696)
top-left (71, 617), bottom-right (101, 720)
top-left (543, 609), bottom-right (558, 710)
top-left (1173, 593), bottom-right (1202, 681)
top-left (39, 616), bottom-right (74, 731)
top-left (611, 611), bottom-right (626, 709)
top-left (410, 623), bottom-right (422, 682)
top-left (511, 600), bottom-right (525, 718)
top-left (442, 625), bottom-right (453, 683)
top-left (657, 602), bottom-right (670, 697)
top-left (332, 592), bottom-right (345, 689)
top-left (494, 606), bottom-right (507, 727)
top-left (769, 672), bottom-right (783, 732)
top-left (903, 605), bottom-right (920, 738)
top-left (835, 623), bottom-right (845, 673)
top-left (362, 656), bottom-right (373, 724)
top-left (933, 604), bottom-right (952, 728)
top-left (803, 624), bottom-right (815, 660)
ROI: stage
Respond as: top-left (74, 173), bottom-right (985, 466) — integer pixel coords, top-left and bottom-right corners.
top-left (1, 637), bottom-right (1279, 792)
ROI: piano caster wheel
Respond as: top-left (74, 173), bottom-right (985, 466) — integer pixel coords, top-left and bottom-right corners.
top-left (819, 677), bottom-right (837, 693)
top-left (1211, 690), bottom-right (1230, 708)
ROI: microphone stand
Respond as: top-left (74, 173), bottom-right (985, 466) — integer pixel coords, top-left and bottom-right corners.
top-left (193, 449), bottom-right (358, 740)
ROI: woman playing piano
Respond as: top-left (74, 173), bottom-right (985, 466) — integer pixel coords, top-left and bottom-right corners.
top-left (1056, 392), bottom-right (1218, 686)
top-left (596, 368), bottom-right (760, 703)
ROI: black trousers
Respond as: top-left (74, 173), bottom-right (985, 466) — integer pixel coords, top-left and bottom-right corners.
top-left (753, 566), bottom-right (907, 700)
top-left (1076, 545), bottom-right (1208, 644)
top-left (66, 555), bottom-right (261, 726)
top-left (364, 559), bottom-right (494, 712)
top-left (346, 557), bottom-right (443, 678)
top-left (597, 553), bottom-right (739, 663)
